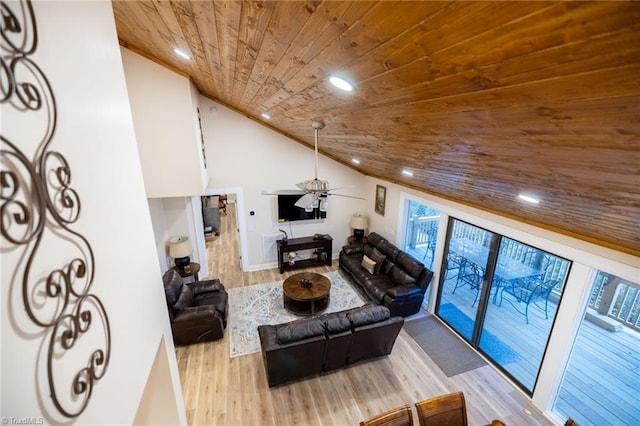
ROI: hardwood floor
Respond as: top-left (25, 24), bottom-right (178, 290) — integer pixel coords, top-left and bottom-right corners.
top-left (175, 202), bottom-right (554, 426)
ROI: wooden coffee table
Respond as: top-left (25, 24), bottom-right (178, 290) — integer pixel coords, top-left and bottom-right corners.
top-left (282, 272), bottom-right (331, 316)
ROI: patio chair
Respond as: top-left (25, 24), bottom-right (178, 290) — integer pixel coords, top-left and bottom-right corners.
top-left (499, 277), bottom-right (560, 323)
top-left (444, 252), bottom-right (464, 282)
top-left (360, 404), bottom-right (413, 426)
top-left (452, 258), bottom-right (484, 306)
top-left (422, 220), bottom-right (438, 263)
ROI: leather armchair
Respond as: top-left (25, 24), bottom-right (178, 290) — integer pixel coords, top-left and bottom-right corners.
top-left (163, 269), bottom-right (228, 346)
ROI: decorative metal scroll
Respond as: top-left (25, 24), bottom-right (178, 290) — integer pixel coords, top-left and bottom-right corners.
top-left (1, 0), bottom-right (111, 418)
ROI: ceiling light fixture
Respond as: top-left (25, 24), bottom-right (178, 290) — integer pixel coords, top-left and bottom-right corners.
top-left (518, 194), bottom-right (540, 204)
top-left (351, 158), bottom-right (360, 164)
top-left (402, 169), bottom-right (413, 176)
top-left (173, 48), bottom-right (192, 60)
top-left (261, 112), bottom-right (271, 120)
top-left (329, 75), bottom-right (355, 92)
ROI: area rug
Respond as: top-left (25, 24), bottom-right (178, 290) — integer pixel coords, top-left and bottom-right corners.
top-left (227, 270), bottom-right (366, 358)
top-left (404, 315), bottom-right (486, 377)
top-left (438, 303), bottom-right (521, 365)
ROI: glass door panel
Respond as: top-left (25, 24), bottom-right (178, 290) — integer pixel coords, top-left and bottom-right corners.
top-left (481, 238), bottom-right (570, 392)
top-left (437, 219), bottom-right (495, 340)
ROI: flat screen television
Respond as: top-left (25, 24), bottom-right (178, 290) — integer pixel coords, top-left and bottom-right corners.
top-left (277, 194), bottom-right (326, 222)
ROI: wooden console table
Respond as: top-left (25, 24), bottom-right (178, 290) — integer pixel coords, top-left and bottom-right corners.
top-left (277, 235), bottom-right (333, 273)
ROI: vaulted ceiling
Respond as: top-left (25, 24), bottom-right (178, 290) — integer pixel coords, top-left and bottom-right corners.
top-left (112, 1), bottom-right (640, 256)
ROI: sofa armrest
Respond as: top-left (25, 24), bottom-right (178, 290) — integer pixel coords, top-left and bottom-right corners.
top-left (341, 245), bottom-right (364, 256)
top-left (173, 305), bottom-right (221, 323)
top-left (188, 279), bottom-right (225, 295)
top-left (386, 284), bottom-right (422, 299)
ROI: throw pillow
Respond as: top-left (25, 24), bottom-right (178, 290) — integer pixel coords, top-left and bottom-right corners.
top-left (173, 285), bottom-right (194, 311)
top-left (361, 255), bottom-right (376, 274)
top-left (370, 247), bottom-right (387, 274)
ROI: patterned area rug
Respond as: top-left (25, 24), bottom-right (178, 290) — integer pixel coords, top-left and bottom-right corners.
top-left (228, 270), bottom-right (366, 358)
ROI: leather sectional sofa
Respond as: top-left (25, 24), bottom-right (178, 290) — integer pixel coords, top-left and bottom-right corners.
top-left (258, 304), bottom-right (403, 387)
top-left (339, 232), bottom-right (434, 317)
top-left (163, 269), bottom-right (229, 346)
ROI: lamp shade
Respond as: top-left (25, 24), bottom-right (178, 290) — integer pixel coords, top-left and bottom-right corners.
top-left (168, 236), bottom-right (192, 259)
top-left (350, 213), bottom-right (368, 230)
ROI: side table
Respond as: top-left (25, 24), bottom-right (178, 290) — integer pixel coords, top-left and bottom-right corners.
top-left (172, 262), bottom-right (200, 281)
top-left (347, 235), bottom-right (367, 248)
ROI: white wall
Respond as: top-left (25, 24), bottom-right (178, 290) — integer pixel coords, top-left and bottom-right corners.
top-left (121, 47), bottom-right (207, 198)
top-left (1, 2), bottom-right (185, 424)
top-left (199, 97), bottom-right (368, 270)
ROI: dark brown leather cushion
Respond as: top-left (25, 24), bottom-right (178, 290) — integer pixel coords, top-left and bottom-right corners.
top-left (324, 313), bottom-right (351, 334)
top-left (389, 265), bottom-right (417, 286)
top-left (396, 252), bottom-right (425, 278)
top-left (189, 278), bottom-right (223, 294)
top-left (370, 247), bottom-right (387, 274)
top-left (347, 304), bottom-right (391, 327)
top-left (173, 285), bottom-right (194, 310)
top-left (163, 270), bottom-right (183, 306)
top-left (276, 318), bottom-right (325, 343)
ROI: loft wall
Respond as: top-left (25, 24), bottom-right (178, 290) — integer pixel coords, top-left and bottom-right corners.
top-left (0, 2), bottom-right (184, 424)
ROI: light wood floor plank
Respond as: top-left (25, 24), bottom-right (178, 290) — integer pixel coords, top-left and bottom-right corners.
top-left (174, 202), bottom-right (553, 426)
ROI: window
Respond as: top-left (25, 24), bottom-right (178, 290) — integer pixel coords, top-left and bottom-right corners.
top-left (553, 271), bottom-right (640, 425)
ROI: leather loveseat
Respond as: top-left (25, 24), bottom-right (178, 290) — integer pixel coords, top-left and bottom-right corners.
top-left (163, 269), bottom-right (229, 346)
top-left (339, 232), bottom-right (433, 317)
top-left (258, 304), bottom-right (403, 387)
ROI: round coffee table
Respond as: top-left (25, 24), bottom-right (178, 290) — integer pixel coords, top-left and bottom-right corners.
top-left (282, 272), bottom-right (331, 316)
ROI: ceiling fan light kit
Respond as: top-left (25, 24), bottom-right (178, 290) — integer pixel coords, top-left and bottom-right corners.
top-left (262, 122), bottom-right (364, 215)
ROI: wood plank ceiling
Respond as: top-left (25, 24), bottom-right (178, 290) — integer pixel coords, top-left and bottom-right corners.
top-left (112, 1), bottom-right (640, 256)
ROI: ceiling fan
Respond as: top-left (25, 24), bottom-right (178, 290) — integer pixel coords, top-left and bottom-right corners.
top-left (262, 121), bottom-right (364, 211)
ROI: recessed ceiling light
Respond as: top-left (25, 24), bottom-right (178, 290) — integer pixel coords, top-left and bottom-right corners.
top-left (261, 112), bottom-right (271, 120)
top-left (402, 169), bottom-right (413, 176)
top-left (173, 48), bottom-right (192, 60)
top-left (518, 194), bottom-right (540, 204)
top-left (329, 75), bottom-right (355, 92)
top-left (351, 158), bottom-right (360, 164)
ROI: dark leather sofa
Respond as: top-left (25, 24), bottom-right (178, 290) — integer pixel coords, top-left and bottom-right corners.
top-left (163, 269), bottom-right (229, 346)
top-left (339, 232), bottom-right (433, 317)
top-left (258, 304), bottom-right (403, 387)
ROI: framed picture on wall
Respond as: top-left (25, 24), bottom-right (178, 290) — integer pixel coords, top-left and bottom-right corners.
top-left (375, 185), bottom-right (386, 215)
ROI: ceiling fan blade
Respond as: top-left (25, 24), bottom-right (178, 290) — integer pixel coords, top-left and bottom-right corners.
top-left (294, 193), bottom-right (316, 208)
top-left (325, 185), bottom-right (355, 192)
top-left (261, 189), bottom-right (305, 195)
top-left (326, 193), bottom-right (366, 200)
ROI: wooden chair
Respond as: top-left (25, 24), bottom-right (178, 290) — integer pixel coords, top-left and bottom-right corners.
top-left (414, 391), bottom-right (467, 426)
top-left (360, 404), bottom-right (414, 426)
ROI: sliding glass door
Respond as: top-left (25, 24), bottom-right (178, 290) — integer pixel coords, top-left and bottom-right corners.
top-left (437, 218), bottom-right (571, 393)
top-left (437, 220), bottom-right (496, 341)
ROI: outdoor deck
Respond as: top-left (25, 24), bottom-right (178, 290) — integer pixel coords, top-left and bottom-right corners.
top-left (406, 244), bottom-right (640, 426)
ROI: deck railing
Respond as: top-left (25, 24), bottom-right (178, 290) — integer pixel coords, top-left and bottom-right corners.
top-left (589, 272), bottom-right (640, 332)
top-left (407, 215), bottom-right (439, 248)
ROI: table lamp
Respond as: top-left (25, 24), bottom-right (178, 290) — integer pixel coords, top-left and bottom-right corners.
top-left (350, 213), bottom-right (369, 240)
top-left (169, 236), bottom-right (192, 268)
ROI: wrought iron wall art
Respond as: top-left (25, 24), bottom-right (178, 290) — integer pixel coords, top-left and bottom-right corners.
top-left (1, 0), bottom-right (111, 419)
